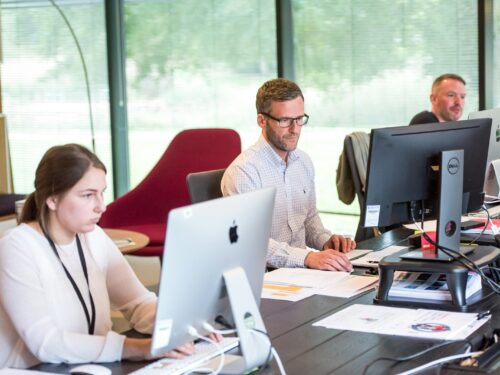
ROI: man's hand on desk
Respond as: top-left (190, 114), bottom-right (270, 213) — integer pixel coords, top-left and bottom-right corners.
top-left (304, 249), bottom-right (353, 272)
top-left (322, 234), bottom-right (356, 253)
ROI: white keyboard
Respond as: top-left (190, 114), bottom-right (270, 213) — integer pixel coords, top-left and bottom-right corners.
top-left (131, 337), bottom-right (240, 375)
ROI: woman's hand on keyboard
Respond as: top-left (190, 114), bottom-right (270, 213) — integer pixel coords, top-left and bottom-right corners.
top-left (122, 333), bottom-right (222, 361)
top-left (207, 332), bottom-right (223, 343)
top-left (122, 338), bottom-right (195, 361)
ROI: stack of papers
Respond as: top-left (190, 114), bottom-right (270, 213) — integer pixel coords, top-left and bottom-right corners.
top-left (262, 268), bottom-right (378, 301)
top-left (388, 272), bottom-right (482, 301)
top-left (313, 304), bottom-right (490, 340)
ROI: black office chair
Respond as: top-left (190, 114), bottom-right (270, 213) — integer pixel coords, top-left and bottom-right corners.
top-left (186, 168), bottom-right (225, 204)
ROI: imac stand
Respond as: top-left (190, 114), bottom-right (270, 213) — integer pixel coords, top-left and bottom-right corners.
top-left (221, 267), bottom-right (270, 374)
top-left (375, 150), bottom-right (500, 311)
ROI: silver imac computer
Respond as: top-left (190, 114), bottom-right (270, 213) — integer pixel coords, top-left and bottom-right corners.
top-left (151, 188), bottom-right (275, 373)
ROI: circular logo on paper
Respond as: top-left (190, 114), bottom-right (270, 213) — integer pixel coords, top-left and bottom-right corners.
top-left (411, 323), bottom-right (451, 333)
top-left (447, 157), bottom-right (460, 175)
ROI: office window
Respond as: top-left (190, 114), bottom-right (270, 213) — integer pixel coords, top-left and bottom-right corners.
top-left (124, 0), bottom-right (276, 186)
top-left (291, 0), bottom-right (478, 214)
top-left (1, 0), bottom-right (112, 196)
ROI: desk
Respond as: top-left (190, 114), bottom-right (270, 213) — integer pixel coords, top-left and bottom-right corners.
top-left (33, 228), bottom-right (500, 374)
top-left (103, 228), bottom-right (150, 254)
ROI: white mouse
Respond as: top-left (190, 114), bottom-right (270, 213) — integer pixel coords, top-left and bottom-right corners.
top-left (69, 364), bottom-right (112, 375)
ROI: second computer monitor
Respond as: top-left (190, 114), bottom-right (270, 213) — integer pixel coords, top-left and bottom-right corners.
top-left (363, 118), bottom-right (491, 229)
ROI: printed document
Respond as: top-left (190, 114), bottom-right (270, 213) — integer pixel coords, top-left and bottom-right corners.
top-left (313, 304), bottom-right (490, 340)
top-left (388, 272), bottom-right (482, 301)
top-left (262, 268), bottom-right (378, 301)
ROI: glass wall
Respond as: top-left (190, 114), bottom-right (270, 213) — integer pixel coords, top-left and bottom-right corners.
top-left (1, 0), bottom-right (112, 196)
top-left (494, 0), bottom-right (500, 108)
top-left (292, 0), bottom-right (478, 214)
top-left (1, 0), bottom-right (484, 217)
top-left (124, 0), bottom-right (277, 186)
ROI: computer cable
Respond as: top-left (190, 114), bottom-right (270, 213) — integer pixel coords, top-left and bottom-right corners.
top-left (202, 322), bottom-right (284, 375)
top-left (202, 322), bottom-right (237, 335)
top-left (410, 207), bottom-right (479, 273)
top-left (462, 205), bottom-right (491, 245)
top-left (416, 226), bottom-right (500, 295)
top-left (250, 328), bottom-right (275, 375)
top-left (187, 326), bottom-right (225, 375)
top-left (395, 350), bottom-right (483, 375)
top-left (250, 328), bottom-right (287, 375)
top-left (419, 227), bottom-right (500, 295)
top-left (361, 340), bottom-right (473, 375)
top-left (410, 207), bottom-right (500, 295)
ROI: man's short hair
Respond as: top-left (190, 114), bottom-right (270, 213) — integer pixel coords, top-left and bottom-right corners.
top-left (432, 73), bottom-right (466, 93)
top-left (256, 78), bottom-right (304, 114)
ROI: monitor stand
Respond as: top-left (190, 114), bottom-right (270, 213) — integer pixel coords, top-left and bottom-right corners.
top-left (374, 150), bottom-right (500, 311)
top-left (401, 150), bottom-right (464, 261)
top-left (221, 267), bottom-right (270, 374)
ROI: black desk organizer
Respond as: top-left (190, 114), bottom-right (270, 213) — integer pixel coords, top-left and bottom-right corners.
top-left (374, 246), bottom-right (500, 312)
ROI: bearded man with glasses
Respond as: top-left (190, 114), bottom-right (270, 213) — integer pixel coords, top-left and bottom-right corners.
top-left (222, 78), bottom-right (355, 271)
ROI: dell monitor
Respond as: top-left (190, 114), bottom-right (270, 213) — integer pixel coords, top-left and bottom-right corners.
top-left (363, 118), bottom-right (491, 260)
top-left (151, 188), bottom-right (275, 373)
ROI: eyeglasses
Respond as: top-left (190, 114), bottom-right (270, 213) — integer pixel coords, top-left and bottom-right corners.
top-left (260, 112), bottom-right (310, 128)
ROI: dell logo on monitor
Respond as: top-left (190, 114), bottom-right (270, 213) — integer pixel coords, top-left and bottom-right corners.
top-left (229, 220), bottom-right (239, 244)
top-left (447, 158), bottom-right (460, 175)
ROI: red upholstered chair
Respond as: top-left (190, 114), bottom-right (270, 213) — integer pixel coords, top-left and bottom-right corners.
top-left (99, 128), bottom-right (241, 258)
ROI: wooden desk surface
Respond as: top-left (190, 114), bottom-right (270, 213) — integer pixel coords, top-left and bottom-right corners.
top-left (33, 228), bottom-right (500, 374)
top-left (103, 228), bottom-right (150, 254)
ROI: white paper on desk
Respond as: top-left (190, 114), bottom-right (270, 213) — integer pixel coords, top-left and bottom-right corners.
top-left (316, 274), bottom-right (379, 298)
top-left (351, 245), bottom-right (408, 268)
top-left (264, 268), bottom-right (351, 288)
top-left (313, 304), bottom-right (489, 340)
top-left (261, 283), bottom-right (315, 302)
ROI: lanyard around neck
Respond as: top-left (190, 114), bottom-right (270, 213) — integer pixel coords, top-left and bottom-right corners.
top-left (44, 233), bottom-right (96, 335)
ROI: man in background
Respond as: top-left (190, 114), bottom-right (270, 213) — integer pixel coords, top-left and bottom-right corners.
top-left (409, 73), bottom-right (466, 125)
top-left (222, 78), bottom-right (355, 271)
